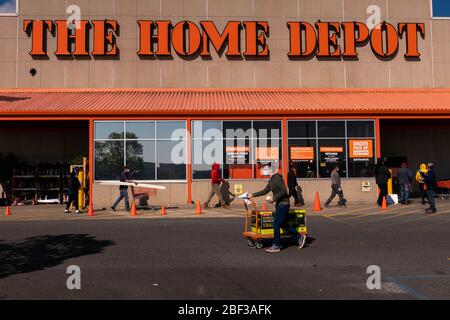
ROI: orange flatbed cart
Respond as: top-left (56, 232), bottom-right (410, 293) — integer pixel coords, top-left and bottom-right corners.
top-left (242, 199), bottom-right (308, 249)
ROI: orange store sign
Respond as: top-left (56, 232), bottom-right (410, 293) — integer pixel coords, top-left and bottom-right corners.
top-left (290, 147), bottom-right (314, 161)
top-left (349, 140), bottom-right (373, 158)
top-left (23, 19), bottom-right (425, 59)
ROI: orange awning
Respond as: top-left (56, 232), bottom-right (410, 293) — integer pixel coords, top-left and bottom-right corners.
top-left (1, 88), bottom-right (450, 117)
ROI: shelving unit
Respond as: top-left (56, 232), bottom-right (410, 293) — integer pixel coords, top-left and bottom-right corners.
top-left (12, 164), bottom-right (70, 205)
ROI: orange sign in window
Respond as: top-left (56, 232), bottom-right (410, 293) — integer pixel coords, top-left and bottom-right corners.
top-left (290, 147), bottom-right (314, 160)
top-left (320, 147), bottom-right (344, 153)
top-left (255, 147), bottom-right (279, 161)
top-left (349, 140), bottom-right (373, 158)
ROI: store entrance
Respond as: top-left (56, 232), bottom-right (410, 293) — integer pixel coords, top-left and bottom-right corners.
top-left (380, 119), bottom-right (450, 196)
top-left (0, 120), bottom-right (89, 206)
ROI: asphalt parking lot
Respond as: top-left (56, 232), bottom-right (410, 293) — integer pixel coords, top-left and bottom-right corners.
top-left (0, 201), bottom-right (449, 300)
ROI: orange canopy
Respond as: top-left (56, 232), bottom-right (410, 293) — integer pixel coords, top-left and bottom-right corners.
top-left (1, 88), bottom-right (450, 117)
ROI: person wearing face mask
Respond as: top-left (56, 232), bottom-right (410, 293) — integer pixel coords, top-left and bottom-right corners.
top-left (248, 162), bottom-right (304, 253)
top-left (324, 164), bottom-right (346, 208)
top-left (111, 166), bottom-right (134, 212)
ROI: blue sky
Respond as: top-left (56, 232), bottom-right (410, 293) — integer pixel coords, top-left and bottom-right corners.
top-left (0, 0), bottom-right (16, 14)
top-left (433, 0), bottom-right (450, 17)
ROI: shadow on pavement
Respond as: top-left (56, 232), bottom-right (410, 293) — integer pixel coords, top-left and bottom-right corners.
top-left (0, 234), bottom-right (115, 279)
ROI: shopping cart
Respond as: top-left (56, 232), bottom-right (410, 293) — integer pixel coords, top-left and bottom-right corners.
top-left (242, 199), bottom-right (308, 249)
top-left (130, 186), bottom-right (156, 209)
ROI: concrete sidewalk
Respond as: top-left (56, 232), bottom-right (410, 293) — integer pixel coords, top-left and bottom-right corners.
top-left (1, 199), bottom-right (449, 221)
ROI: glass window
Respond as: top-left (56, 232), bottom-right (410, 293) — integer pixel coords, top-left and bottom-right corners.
top-left (432, 0), bottom-right (450, 18)
top-left (254, 139), bottom-right (282, 178)
top-left (192, 140), bottom-right (223, 179)
top-left (157, 140), bottom-right (186, 180)
top-left (192, 121), bottom-right (222, 140)
top-left (157, 121), bottom-right (186, 140)
top-left (126, 122), bottom-right (155, 139)
top-left (318, 121), bottom-right (345, 138)
top-left (253, 121), bottom-right (281, 139)
top-left (0, 0), bottom-right (17, 16)
top-left (223, 121), bottom-right (252, 140)
top-left (126, 141), bottom-right (155, 180)
top-left (223, 139), bottom-right (252, 179)
top-left (348, 139), bottom-right (375, 177)
top-left (95, 122), bottom-right (124, 140)
top-left (288, 139), bottom-right (317, 178)
top-left (318, 139), bottom-right (347, 178)
top-left (288, 121), bottom-right (316, 138)
top-left (94, 141), bottom-right (124, 180)
top-left (347, 121), bottom-right (374, 138)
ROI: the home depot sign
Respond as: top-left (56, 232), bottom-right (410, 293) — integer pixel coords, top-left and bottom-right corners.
top-left (23, 19), bottom-right (425, 59)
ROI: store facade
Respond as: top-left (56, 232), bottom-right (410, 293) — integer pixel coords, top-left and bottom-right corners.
top-left (1, 0), bottom-right (450, 207)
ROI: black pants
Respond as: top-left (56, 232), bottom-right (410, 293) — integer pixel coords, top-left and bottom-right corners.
top-left (66, 192), bottom-right (79, 210)
top-left (377, 183), bottom-right (388, 206)
top-left (419, 183), bottom-right (427, 203)
top-left (325, 184), bottom-right (344, 206)
top-left (289, 186), bottom-right (304, 205)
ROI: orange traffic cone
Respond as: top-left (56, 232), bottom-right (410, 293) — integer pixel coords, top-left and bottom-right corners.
top-left (381, 196), bottom-right (388, 210)
top-left (87, 205), bottom-right (94, 216)
top-left (313, 192), bottom-right (322, 212)
top-left (196, 201), bottom-right (202, 215)
top-left (161, 206), bottom-right (167, 216)
top-left (131, 202), bottom-right (137, 216)
top-left (5, 206), bottom-right (11, 216)
top-left (261, 202), bottom-right (267, 211)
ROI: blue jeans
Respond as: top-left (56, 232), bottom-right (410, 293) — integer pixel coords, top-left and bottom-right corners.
top-left (427, 190), bottom-right (436, 211)
top-left (273, 204), bottom-right (299, 248)
top-left (112, 189), bottom-right (130, 210)
top-left (399, 184), bottom-right (410, 203)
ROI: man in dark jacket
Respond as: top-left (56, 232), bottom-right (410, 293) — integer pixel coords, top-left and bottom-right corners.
top-left (420, 163), bottom-right (437, 213)
top-left (397, 162), bottom-right (412, 205)
top-left (204, 163), bottom-right (225, 208)
top-left (325, 165), bottom-right (346, 207)
top-left (249, 163), bottom-right (303, 253)
top-left (288, 161), bottom-right (305, 207)
top-left (375, 160), bottom-right (391, 206)
top-left (111, 166), bottom-right (133, 212)
top-left (65, 168), bottom-right (81, 214)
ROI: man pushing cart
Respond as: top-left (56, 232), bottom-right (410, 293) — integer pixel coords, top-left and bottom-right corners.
top-left (247, 162), bottom-right (307, 253)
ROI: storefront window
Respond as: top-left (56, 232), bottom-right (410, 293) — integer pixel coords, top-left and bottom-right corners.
top-left (192, 120), bottom-right (282, 180)
top-left (318, 121), bottom-right (345, 138)
top-left (347, 121), bottom-right (374, 138)
top-left (94, 141), bottom-right (124, 180)
top-left (432, 0), bottom-right (450, 18)
top-left (288, 139), bottom-right (317, 178)
top-left (95, 122), bottom-right (124, 140)
top-left (0, 0), bottom-right (18, 16)
top-left (94, 121), bottom-right (186, 181)
top-left (126, 141), bottom-right (155, 180)
top-left (288, 120), bottom-right (376, 179)
top-left (318, 139), bottom-right (347, 178)
top-left (288, 121), bottom-right (316, 138)
top-left (126, 122), bottom-right (155, 139)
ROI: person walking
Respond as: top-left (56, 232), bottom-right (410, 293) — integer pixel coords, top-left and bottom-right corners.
top-left (288, 161), bottom-right (305, 207)
top-left (324, 165), bottom-right (346, 207)
top-left (416, 163), bottom-right (428, 204)
top-left (397, 162), bottom-right (412, 205)
top-left (111, 166), bottom-right (133, 212)
top-left (420, 163), bottom-right (437, 213)
top-left (375, 160), bottom-right (391, 206)
top-left (249, 163), bottom-right (305, 253)
top-left (65, 168), bottom-right (81, 214)
top-left (204, 163), bottom-right (225, 208)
